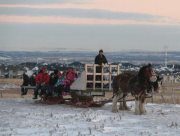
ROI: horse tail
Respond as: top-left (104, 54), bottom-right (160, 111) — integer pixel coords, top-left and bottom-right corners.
top-left (112, 75), bottom-right (120, 98)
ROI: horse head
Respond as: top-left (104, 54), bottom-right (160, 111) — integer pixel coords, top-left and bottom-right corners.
top-left (151, 75), bottom-right (163, 93)
top-left (138, 64), bottom-right (157, 84)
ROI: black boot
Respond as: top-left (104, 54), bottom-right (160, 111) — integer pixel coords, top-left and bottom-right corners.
top-left (33, 87), bottom-right (39, 99)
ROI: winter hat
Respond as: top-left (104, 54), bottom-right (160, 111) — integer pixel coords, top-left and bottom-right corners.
top-left (99, 49), bottom-right (103, 53)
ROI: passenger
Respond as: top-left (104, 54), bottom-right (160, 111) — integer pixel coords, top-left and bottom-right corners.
top-left (50, 69), bottom-right (59, 85)
top-left (29, 73), bottom-right (37, 86)
top-left (49, 69), bottom-right (60, 96)
top-left (21, 72), bottom-right (29, 95)
top-left (54, 71), bottom-right (66, 95)
top-left (33, 68), bottom-right (50, 99)
top-left (66, 68), bottom-right (77, 84)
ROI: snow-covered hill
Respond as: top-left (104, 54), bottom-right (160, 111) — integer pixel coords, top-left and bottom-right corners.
top-left (0, 99), bottom-right (179, 136)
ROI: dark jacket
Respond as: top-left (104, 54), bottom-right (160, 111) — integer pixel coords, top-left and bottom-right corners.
top-left (95, 54), bottom-right (108, 73)
top-left (95, 54), bottom-right (108, 65)
top-left (29, 74), bottom-right (36, 86)
top-left (49, 73), bottom-right (59, 86)
top-left (22, 73), bottom-right (29, 86)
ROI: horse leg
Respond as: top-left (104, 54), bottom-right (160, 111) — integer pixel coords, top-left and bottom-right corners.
top-left (112, 93), bottom-right (123, 113)
top-left (112, 95), bottom-right (119, 112)
top-left (123, 95), bottom-right (131, 110)
top-left (119, 93), bottom-right (125, 110)
top-left (135, 97), bottom-right (141, 115)
top-left (140, 97), bottom-right (147, 114)
top-left (119, 97), bottom-right (130, 110)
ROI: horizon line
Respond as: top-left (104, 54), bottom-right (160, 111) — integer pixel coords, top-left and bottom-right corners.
top-left (0, 49), bottom-right (180, 53)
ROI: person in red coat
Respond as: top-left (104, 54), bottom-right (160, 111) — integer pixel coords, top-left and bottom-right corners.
top-left (33, 67), bottom-right (50, 99)
top-left (66, 68), bottom-right (77, 84)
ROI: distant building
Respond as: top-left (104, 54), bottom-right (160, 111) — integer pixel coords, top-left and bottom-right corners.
top-left (9, 70), bottom-right (14, 78)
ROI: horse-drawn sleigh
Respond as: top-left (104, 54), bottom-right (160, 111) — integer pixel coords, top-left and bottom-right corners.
top-left (21, 64), bottom-right (162, 114)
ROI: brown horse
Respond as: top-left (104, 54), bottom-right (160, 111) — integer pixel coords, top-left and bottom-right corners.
top-left (112, 64), bottom-right (162, 114)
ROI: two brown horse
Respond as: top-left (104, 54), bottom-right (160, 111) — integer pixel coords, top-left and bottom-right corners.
top-left (112, 64), bottom-right (162, 114)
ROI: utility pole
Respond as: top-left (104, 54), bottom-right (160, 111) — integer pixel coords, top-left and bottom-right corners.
top-left (164, 46), bottom-right (168, 67)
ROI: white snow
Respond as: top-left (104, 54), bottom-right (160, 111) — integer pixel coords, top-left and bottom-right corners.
top-left (0, 99), bottom-right (179, 136)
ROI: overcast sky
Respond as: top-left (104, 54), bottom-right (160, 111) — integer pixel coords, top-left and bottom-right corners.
top-left (0, 0), bottom-right (180, 51)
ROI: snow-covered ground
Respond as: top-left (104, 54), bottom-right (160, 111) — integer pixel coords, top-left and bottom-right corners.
top-left (0, 99), bottom-right (179, 136)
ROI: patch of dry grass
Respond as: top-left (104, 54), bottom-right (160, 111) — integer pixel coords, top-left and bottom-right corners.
top-left (0, 78), bottom-right (22, 86)
top-left (146, 82), bottom-right (180, 104)
top-left (0, 78), bottom-right (33, 98)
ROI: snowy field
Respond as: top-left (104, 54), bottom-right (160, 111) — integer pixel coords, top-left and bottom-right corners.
top-left (0, 98), bottom-right (180, 136)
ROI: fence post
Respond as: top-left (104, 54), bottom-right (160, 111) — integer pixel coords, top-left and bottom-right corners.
top-left (93, 64), bottom-right (96, 90)
top-left (85, 64), bottom-right (87, 91)
top-left (109, 65), bottom-right (112, 91)
top-left (101, 65), bottom-right (104, 91)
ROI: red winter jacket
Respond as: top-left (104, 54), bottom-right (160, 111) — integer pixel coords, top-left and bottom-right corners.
top-left (66, 69), bottom-right (77, 83)
top-left (35, 72), bottom-right (50, 85)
